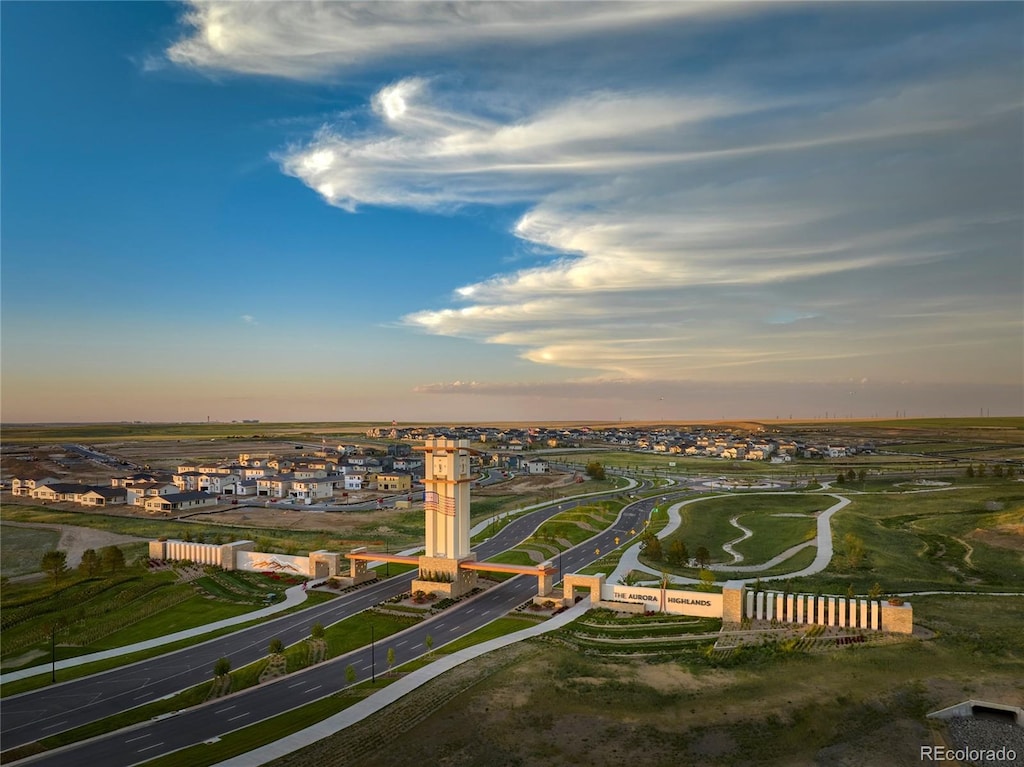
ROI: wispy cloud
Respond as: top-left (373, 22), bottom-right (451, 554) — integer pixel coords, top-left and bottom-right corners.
top-left (241, 314), bottom-right (258, 326)
top-left (171, 4), bottom-right (1023, 390)
top-left (167, 1), bottom-right (736, 79)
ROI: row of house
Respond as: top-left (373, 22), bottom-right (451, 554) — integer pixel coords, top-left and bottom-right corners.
top-left (11, 449), bottom-right (418, 511)
top-left (11, 478), bottom-right (218, 513)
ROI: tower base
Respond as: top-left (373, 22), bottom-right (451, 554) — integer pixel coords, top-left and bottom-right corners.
top-left (412, 554), bottom-right (478, 599)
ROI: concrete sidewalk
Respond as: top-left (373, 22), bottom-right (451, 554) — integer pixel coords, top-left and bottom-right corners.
top-left (1, 584), bottom-right (310, 684)
top-left (213, 598), bottom-right (593, 767)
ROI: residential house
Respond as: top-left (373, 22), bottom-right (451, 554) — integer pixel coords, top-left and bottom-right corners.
top-left (523, 459), bottom-right (550, 474)
top-left (144, 491), bottom-right (218, 514)
top-left (81, 487), bottom-right (128, 506)
top-left (257, 475), bottom-right (293, 497)
top-left (289, 476), bottom-right (335, 501)
top-left (11, 477), bottom-right (58, 496)
top-left (127, 482), bottom-right (179, 506)
top-left (377, 472), bottom-right (412, 492)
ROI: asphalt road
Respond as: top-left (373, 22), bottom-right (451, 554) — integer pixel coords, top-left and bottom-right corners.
top-left (1, 481), bottom-right (643, 754)
top-left (11, 489), bottom-right (664, 767)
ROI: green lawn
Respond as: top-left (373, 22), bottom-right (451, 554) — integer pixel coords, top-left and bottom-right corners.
top-left (731, 513), bottom-right (817, 563)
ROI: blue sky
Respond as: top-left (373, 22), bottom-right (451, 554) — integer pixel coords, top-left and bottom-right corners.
top-left (2, 1), bottom-right (1021, 422)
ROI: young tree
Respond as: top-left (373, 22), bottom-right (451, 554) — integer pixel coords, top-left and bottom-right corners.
top-left (695, 546), bottom-right (711, 569)
top-left (425, 634), bottom-right (434, 654)
top-left (584, 461), bottom-right (606, 481)
top-left (100, 545), bottom-right (125, 573)
top-left (345, 665), bottom-right (357, 686)
top-left (966, 465), bottom-right (975, 478)
top-left (846, 469), bottom-right (856, 482)
top-left (699, 569), bottom-right (716, 591)
top-left (858, 469), bottom-right (867, 483)
top-left (667, 539), bottom-right (689, 567)
top-left (836, 473), bottom-right (846, 485)
top-left (640, 533), bottom-right (663, 561)
top-left (78, 548), bottom-right (101, 578)
top-left (268, 638), bottom-right (284, 655)
top-left (213, 657), bottom-right (231, 678)
top-left (977, 464), bottom-right (987, 477)
top-left (869, 582), bottom-right (883, 599)
top-left (311, 622), bottom-right (325, 640)
top-left (842, 533), bottom-right (866, 569)
top-left (993, 464), bottom-right (1004, 478)
top-left (387, 647), bottom-right (395, 675)
top-left (41, 550), bottom-right (68, 587)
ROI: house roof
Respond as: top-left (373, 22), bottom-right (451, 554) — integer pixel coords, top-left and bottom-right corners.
top-left (38, 483), bottom-right (93, 494)
top-left (87, 487), bottom-right (128, 499)
top-left (150, 491), bottom-right (216, 504)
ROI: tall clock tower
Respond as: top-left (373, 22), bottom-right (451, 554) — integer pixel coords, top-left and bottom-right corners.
top-left (413, 438), bottom-right (478, 597)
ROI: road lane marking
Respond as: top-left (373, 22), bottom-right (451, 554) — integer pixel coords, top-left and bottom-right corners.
top-left (137, 742), bottom-right (165, 752)
top-left (40, 721), bottom-right (68, 731)
top-left (125, 733), bottom-right (152, 743)
top-left (287, 681), bottom-right (307, 688)
top-left (305, 685), bottom-right (322, 693)
top-left (228, 713), bottom-right (249, 721)
top-left (215, 705), bottom-right (235, 713)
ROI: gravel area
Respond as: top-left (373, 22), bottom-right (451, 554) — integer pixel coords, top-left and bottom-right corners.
top-left (946, 716), bottom-right (1024, 766)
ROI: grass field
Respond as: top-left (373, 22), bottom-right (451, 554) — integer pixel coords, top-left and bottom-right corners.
top-left (0, 567), bottom-right (307, 670)
top-left (300, 592), bottom-right (1024, 767)
top-left (0, 526), bottom-right (61, 577)
top-left (651, 494), bottom-right (829, 569)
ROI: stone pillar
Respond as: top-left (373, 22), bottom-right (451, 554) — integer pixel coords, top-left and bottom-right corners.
top-left (786, 594), bottom-right (795, 624)
top-left (537, 563), bottom-right (555, 597)
top-left (859, 600), bottom-right (868, 629)
top-left (870, 601), bottom-right (879, 630)
top-left (149, 540), bottom-right (166, 559)
top-left (776, 593), bottom-right (785, 622)
top-left (765, 592), bottom-right (775, 621)
top-left (838, 598), bottom-right (848, 627)
top-left (826, 597), bottom-right (836, 626)
top-left (880, 601), bottom-right (913, 634)
top-left (722, 582), bottom-right (745, 624)
top-left (755, 591), bottom-right (765, 620)
top-left (745, 590), bottom-right (755, 620)
top-left (795, 594), bottom-right (805, 624)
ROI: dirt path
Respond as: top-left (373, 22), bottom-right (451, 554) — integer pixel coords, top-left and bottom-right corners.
top-left (0, 520), bottom-right (148, 568)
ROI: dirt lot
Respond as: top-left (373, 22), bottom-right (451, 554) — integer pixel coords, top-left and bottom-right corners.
top-left (474, 472), bottom-right (580, 496)
top-left (0, 520), bottom-right (147, 570)
top-left (103, 439), bottom-right (314, 471)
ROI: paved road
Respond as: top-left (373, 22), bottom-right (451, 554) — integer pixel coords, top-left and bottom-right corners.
top-left (10, 487), bottom-right (657, 767)
top-left (0, 482), bottom-right (641, 753)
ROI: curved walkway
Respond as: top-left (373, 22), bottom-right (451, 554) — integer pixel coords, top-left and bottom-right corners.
top-left (709, 540), bottom-right (816, 573)
top-left (212, 597), bottom-right (594, 767)
top-left (610, 492), bottom-right (850, 587)
top-left (720, 516), bottom-right (753, 564)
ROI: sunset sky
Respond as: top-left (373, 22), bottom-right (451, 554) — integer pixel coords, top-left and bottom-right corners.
top-left (2, 1), bottom-right (1021, 423)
